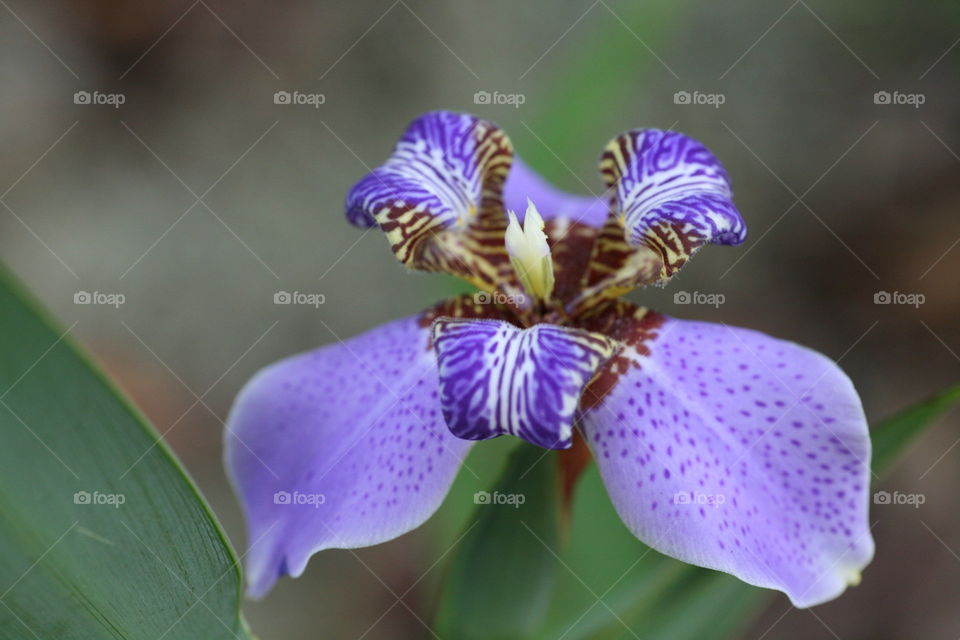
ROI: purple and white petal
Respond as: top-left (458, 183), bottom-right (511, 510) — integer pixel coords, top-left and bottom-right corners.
top-left (225, 315), bottom-right (472, 598)
top-left (344, 111), bottom-right (513, 266)
top-left (504, 156), bottom-right (608, 227)
top-left (579, 315), bottom-right (873, 608)
top-left (600, 129), bottom-right (746, 277)
top-left (433, 318), bottom-right (619, 450)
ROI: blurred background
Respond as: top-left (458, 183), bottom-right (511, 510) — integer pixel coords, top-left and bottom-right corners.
top-left (1, 0), bottom-right (958, 637)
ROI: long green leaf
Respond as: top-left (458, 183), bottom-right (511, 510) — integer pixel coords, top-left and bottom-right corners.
top-left (434, 444), bottom-right (561, 639)
top-left (871, 384), bottom-right (960, 473)
top-left (0, 266), bottom-right (251, 640)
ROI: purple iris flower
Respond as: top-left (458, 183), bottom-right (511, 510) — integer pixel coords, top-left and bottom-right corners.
top-left (225, 111), bottom-right (873, 607)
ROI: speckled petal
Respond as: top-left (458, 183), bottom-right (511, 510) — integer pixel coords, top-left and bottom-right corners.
top-left (579, 315), bottom-right (873, 608)
top-left (433, 318), bottom-right (619, 450)
top-left (225, 315), bottom-right (472, 598)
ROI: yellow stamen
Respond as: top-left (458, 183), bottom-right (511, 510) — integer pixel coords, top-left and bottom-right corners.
top-left (505, 199), bottom-right (555, 302)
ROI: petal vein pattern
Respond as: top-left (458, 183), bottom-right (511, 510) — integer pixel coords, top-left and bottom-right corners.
top-left (345, 112), bottom-right (516, 293)
top-left (433, 318), bottom-right (619, 449)
top-left (587, 129), bottom-right (746, 291)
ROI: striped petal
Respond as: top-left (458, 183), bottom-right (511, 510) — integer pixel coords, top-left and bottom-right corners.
top-left (345, 111), bottom-right (517, 294)
top-left (566, 130), bottom-right (746, 315)
top-left (432, 318), bottom-right (619, 450)
top-left (600, 129), bottom-right (746, 276)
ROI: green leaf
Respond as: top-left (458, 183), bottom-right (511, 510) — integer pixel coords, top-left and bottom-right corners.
top-left (871, 384), bottom-right (960, 473)
top-left (0, 266), bottom-right (251, 640)
top-left (434, 443), bottom-right (561, 640)
top-left (615, 571), bottom-right (768, 640)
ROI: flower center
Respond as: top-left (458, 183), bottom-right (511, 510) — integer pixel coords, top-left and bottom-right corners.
top-left (504, 199), bottom-right (555, 304)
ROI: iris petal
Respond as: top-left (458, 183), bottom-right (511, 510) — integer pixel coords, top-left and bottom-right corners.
top-left (600, 129), bottom-right (746, 275)
top-left (432, 318), bottom-right (619, 450)
top-left (225, 315), bottom-right (472, 597)
top-left (566, 130), bottom-right (747, 315)
top-left (579, 311), bottom-right (873, 608)
top-left (344, 111), bottom-right (517, 294)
